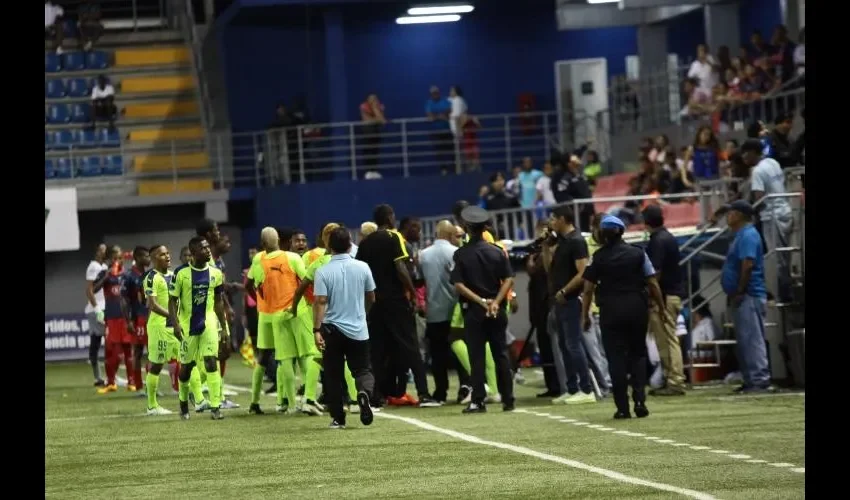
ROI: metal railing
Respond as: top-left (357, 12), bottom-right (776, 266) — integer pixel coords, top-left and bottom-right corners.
top-left (54, 0), bottom-right (172, 31)
top-left (171, 0), bottom-right (212, 134)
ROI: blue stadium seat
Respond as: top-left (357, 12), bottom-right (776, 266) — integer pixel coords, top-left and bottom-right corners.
top-left (85, 51), bottom-right (109, 70)
top-left (47, 104), bottom-right (70, 124)
top-left (62, 52), bottom-right (85, 72)
top-left (103, 155), bottom-right (124, 176)
top-left (52, 130), bottom-right (76, 149)
top-left (62, 19), bottom-right (79, 38)
top-left (54, 158), bottom-right (74, 179)
top-left (46, 79), bottom-right (65, 98)
top-left (45, 53), bottom-right (61, 73)
top-left (78, 129), bottom-right (98, 149)
top-left (69, 103), bottom-right (91, 123)
top-left (97, 128), bottom-right (120, 148)
top-left (45, 159), bottom-right (55, 179)
top-left (45, 131), bottom-right (52, 150)
top-left (78, 157), bottom-right (102, 177)
top-left (66, 78), bottom-right (90, 98)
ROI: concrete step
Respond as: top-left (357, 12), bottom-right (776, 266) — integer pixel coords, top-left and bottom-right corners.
top-left (134, 151), bottom-right (209, 172)
top-left (121, 74), bottom-right (195, 93)
top-left (127, 125), bottom-right (205, 142)
top-left (45, 63), bottom-right (191, 80)
top-left (45, 30), bottom-right (184, 51)
top-left (113, 46), bottom-right (191, 68)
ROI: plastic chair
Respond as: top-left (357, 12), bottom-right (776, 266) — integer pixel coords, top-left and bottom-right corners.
top-left (103, 155), bottom-right (124, 176)
top-left (66, 78), bottom-right (90, 98)
top-left (62, 19), bottom-right (79, 38)
top-left (45, 131), bottom-right (52, 150)
top-left (45, 159), bottom-right (56, 179)
top-left (78, 129), bottom-right (98, 149)
top-left (98, 128), bottom-right (120, 148)
top-left (70, 103), bottom-right (91, 123)
top-left (52, 129), bottom-right (76, 149)
top-left (45, 53), bottom-right (61, 73)
top-left (78, 156), bottom-right (102, 177)
top-left (47, 104), bottom-right (71, 124)
top-left (54, 158), bottom-right (74, 179)
top-left (46, 79), bottom-right (65, 98)
top-left (85, 51), bottom-right (109, 70)
top-left (61, 52), bottom-right (86, 72)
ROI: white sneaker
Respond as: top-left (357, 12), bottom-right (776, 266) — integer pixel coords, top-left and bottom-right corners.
top-left (275, 405), bottom-right (291, 414)
top-left (301, 401), bottom-right (323, 416)
top-left (146, 406), bottom-right (173, 416)
top-left (486, 393), bottom-right (502, 404)
top-left (551, 393), bottom-right (572, 405)
top-left (514, 370), bottom-right (526, 385)
top-left (221, 399), bottom-right (240, 409)
top-left (194, 399), bottom-right (211, 413)
top-left (565, 392), bottom-right (597, 405)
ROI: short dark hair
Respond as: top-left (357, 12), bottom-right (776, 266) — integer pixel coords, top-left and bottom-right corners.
top-left (189, 236), bottom-right (206, 249)
top-left (148, 244), bottom-right (165, 254)
top-left (292, 228), bottom-right (306, 237)
top-left (374, 204), bottom-right (394, 227)
top-left (133, 246), bottom-right (149, 259)
top-left (552, 205), bottom-right (575, 224)
top-left (452, 200), bottom-right (470, 220)
top-left (328, 227), bottom-right (352, 254)
top-left (196, 218), bottom-right (216, 237)
top-left (740, 138), bottom-right (763, 155)
top-left (399, 216), bottom-right (420, 231)
top-left (489, 172), bottom-right (504, 183)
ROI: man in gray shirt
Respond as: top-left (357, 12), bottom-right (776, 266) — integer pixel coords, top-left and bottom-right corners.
top-left (313, 227), bottom-right (378, 429)
top-left (419, 220), bottom-right (461, 403)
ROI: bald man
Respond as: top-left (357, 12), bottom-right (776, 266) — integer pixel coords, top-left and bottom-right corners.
top-left (419, 220), bottom-right (463, 403)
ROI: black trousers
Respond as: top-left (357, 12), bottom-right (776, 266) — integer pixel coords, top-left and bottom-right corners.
top-left (322, 324), bottom-right (375, 423)
top-left (368, 300), bottom-right (429, 400)
top-left (531, 305), bottom-right (560, 394)
top-left (600, 295), bottom-right (649, 413)
top-left (432, 131), bottom-right (455, 173)
top-left (464, 306), bottom-right (514, 404)
top-left (425, 321), bottom-right (452, 401)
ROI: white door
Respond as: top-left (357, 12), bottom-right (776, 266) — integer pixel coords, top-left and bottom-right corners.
top-left (555, 58), bottom-right (609, 159)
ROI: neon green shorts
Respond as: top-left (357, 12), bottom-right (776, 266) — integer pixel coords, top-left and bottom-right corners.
top-left (180, 322), bottom-right (219, 364)
top-left (147, 325), bottom-right (179, 365)
top-left (451, 303), bottom-right (465, 329)
top-left (256, 311), bottom-right (281, 350)
top-left (276, 310), bottom-right (319, 361)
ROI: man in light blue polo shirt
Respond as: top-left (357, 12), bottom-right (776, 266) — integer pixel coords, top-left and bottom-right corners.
top-left (313, 227), bottom-right (378, 429)
top-left (419, 220), bottom-right (461, 403)
top-left (720, 200), bottom-right (773, 393)
top-left (517, 157), bottom-right (544, 208)
top-left (425, 85), bottom-right (454, 175)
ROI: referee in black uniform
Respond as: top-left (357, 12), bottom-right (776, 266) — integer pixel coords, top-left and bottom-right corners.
top-left (451, 206), bottom-right (516, 413)
top-left (580, 215), bottom-right (667, 419)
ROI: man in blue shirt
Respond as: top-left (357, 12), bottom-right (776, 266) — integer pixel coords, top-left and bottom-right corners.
top-left (720, 200), bottom-right (772, 393)
top-left (425, 85), bottom-right (454, 175)
top-left (313, 227), bottom-right (378, 428)
top-left (517, 157), bottom-right (543, 208)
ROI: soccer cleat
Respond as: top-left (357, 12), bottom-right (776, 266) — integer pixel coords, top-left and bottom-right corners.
top-left (221, 399), bottom-right (240, 410)
top-left (146, 406), bottom-right (173, 416)
top-left (329, 419), bottom-right (346, 429)
top-left (301, 400), bottom-right (323, 416)
top-left (275, 405), bottom-right (291, 414)
top-left (613, 411), bottom-right (631, 419)
top-left (457, 385), bottom-right (472, 405)
top-left (180, 412), bottom-right (191, 420)
top-left (194, 399), bottom-right (211, 413)
top-left (94, 379), bottom-right (106, 387)
top-left (634, 403), bottom-right (650, 418)
top-left (418, 396), bottom-right (443, 408)
top-left (210, 408), bottom-right (224, 420)
top-left (248, 403), bottom-right (265, 415)
top-left (313, 400), bottom-right (326, 412)
top-left (127, 384), bottom-right (137, 392)
top-left (179, 400), bottom-right (190, 420)
top-left (565, 392), bottom-right (597, 405)
top-left (551, 392), bottom-right (571, 405)
top-left (462, 402), bottom-right (487, 414)
top-left (97, 384), bottom-right (118, 394)
top-left (357, 391), bottom-right (374, 426)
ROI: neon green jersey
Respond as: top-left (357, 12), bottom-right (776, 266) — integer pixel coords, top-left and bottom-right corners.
top-left (144, 269), bottom-right (174, 330)
top-left (305, 253), bottom-right (332, 282)
top-left (169, 263), bottom-right (224, 335)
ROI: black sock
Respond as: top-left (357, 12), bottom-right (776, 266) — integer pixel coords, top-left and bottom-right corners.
top-left (89, 334), bottom-right (102, 380)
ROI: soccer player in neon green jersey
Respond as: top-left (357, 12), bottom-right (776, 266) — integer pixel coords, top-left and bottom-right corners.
top-left (144, 245), bottom-right (206, 415)
top-left (169, 236), bottom-right (230, 420)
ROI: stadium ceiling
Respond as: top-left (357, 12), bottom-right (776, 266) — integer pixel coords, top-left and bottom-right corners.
top-left (556, 0), bottom-right (725, 29)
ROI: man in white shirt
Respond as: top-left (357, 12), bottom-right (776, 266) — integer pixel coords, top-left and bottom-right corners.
top-left (687, 44), bottom-right (719, 94)
top-left (85, 244), bottom-right (109, 386)
top-left (741, 139), bottom-right (793, 302)
top-left (45, 1), bottom-right (65, 54)
top-left (535, 161), bottom-right (557, 206)
top-left (91, 75), bottom-right (117, 129)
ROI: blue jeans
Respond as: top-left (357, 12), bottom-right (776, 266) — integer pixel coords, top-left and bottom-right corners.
top-left (731, 295), bottom-right (770, 388)
top-left (556, 298), bottom-right (592, 394)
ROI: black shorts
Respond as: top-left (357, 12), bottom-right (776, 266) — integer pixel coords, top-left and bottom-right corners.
top-left (246, 306), bottom-right (259, 342)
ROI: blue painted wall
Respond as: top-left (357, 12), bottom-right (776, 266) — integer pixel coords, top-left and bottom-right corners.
top-left (739, 0), bottom-right (784, 49)
top-left (666, 8), bottom-right (706, 64)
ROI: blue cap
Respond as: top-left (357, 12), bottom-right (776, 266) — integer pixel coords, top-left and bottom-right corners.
top-left (600, 215), bottom-right (626, 230)
top-left (723, 199), bottom-right (755, 216)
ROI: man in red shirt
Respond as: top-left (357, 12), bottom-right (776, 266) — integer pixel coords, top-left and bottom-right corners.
top-left (97, 246), bottom-right (136, 393)
top-left (122, 247), bottom-right (151, 392)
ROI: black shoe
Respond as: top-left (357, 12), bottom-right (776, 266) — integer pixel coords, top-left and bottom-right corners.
top-left (634, 403), bottom-right (650, 418)
top-left (264, 384), bottom-right (278, 395)
top-left (94, 379), bottom-right (106, 387)
top-left (180, 412), bottom-right (190, 420)
top-left (179, 400), bottom-right (189, 415)
top-left (462, 402), bottom-right (487, 414)
top-left (329, 419), bottom-right (346, 429)
top-left (456, 385), bottom-right (471, 404)
top-left (357, 391), bottom-right (374, 426)
top-left (318, 392), bottom-right (328, 406)
top-left (536, 390), bottom-right (559, 398)
top-left (418, 396), bottom-right (443, 408)
top-left (211, 408), bottom-right (224, 420)
top-left (248, 403), bottom-right (264, 415)
top-left (613, 411), bottom-right (631, 419)
top-left (502, 401), bottom-right (516, 412)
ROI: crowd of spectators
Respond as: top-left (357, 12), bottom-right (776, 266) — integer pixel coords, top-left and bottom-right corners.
top-left (45, 1), bottom-right (104, 54)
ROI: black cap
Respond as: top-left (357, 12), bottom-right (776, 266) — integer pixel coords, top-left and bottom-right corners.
top-left (719, 199), bottom-right (755, 216)
top-left (642, 204), bottom-right (664, 228)
top-left (460, 206), bottom-right (490, 225)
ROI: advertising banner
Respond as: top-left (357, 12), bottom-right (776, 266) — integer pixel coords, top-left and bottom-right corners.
top-left (45, 187), bottom-right (81, 252)
top-left (45, 313), bottom-right (99, 362)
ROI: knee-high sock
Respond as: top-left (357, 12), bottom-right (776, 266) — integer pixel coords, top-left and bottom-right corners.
top-left (121, 344), bottom-right (135, 387)
top-left (205, 364), bottom-right (222, 409)
top-left (89, 334), bottom-right (102, 381)
top-left (133, 353), bottom-right (144, 390)
top-left (302, 356), bottom-right (320, 402)
top-left (189, 366), bottom-right (204, 402)
top-left (251, 364), bottom-right (265, 405)
top-left (146, 372), bottom-right (159, 408)
top-left (484, 342), bottom-right (498, 395)
top-left (451, 340), bottom-right (471, 374)
top-left (104, 342), bottom-right (119, 385)
top-left (279, 359), bottom-right (296, 409)
top-left (344, 363), bottom-right (357, 402)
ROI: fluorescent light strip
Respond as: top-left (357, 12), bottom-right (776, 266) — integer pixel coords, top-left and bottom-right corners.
top-left (407, 5), bottom-right (474, 15)
top-left (396, 14), bottom-right (462, 24)
top-left (587, 0), bottom-right (619, 4)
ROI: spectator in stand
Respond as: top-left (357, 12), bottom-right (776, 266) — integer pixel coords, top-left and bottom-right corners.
top-left (583, 150), bottom-right (602, 187)
top-left (685, 126), bottom-right (721, 180)
top-left (769, 113), bottom-right (798, 168)
top-left (681, 78), bottom-right (712, 118)
top-left (553, 155), bottom-right (594, 231)
top-left (448, 86), bottom-right (468, 139)
top-left (424, 86), bottom-right (454, 175)
top-left (91, 75), bottom-right (117, 130)
top-left (360, 94), bottom-right (387, 178)
top-left (749, 30), bottom-right (773, 61)
top-left (460, 113), bottom-right (482, 171)
top-left (536, 162), bottom-right (557, 207)
top-left (664, 149), bottom-right (695, 202)
top-left (78, 1), bottom-right (104, 51)
top-left (517, 157), bottom-right (543, 208)
top-left (45, 1), bottom-right (65, 54)
top-left (687, 44), bottom-right (719, 94)
top-left (717, 46), bottom-right (733, 81)
top-left (649, 135), bottom-right (670, 165)
top-left (793, 28), bottom-right (805, 79)
top-left (483, 172), bottom-right (520, 211)
top-left (769, 25), bottom-right (797, 83)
